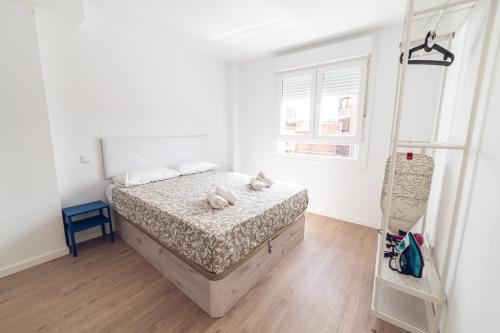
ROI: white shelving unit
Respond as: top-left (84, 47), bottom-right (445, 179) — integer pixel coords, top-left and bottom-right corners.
top-left (372, 0), bottom-right (498, 332)
top-left (373, 285), bottom-right (435, 333)
top-left (377, 236), bottom-right (444, 305)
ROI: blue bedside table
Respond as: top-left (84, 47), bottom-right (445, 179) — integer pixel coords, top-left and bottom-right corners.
top-left (61, 200), bottom-right (114, 257)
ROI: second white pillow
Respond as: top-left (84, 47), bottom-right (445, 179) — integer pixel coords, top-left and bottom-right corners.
top-left (175, 161), bottom-right (218, 176)
top-left (113, 168), bottom-right (179, 187)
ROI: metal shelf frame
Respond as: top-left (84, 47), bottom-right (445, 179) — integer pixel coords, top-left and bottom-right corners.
top-left (372, 0), bottom-right (498, 332)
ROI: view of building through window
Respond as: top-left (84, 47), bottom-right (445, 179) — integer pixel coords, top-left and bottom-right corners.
top-left (281, 98), bottom-right (311, 135)
top-left (319, 94), bottom-right (356, 136)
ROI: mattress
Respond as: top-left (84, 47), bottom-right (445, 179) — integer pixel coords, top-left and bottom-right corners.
top-left (112, 171), bottom-right (308, 275)
top-left (105, 184), bottom-right (116, 204)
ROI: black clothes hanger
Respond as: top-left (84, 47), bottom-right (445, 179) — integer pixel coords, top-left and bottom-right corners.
top-left (399, 31), bottom-right (455, 66)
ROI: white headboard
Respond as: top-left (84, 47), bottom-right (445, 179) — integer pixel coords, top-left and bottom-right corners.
top-left (101, 135), bottom-right (209, 179)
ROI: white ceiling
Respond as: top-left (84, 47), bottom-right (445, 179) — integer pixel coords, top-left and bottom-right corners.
top-left (87, 0), bottom-right (453, 61)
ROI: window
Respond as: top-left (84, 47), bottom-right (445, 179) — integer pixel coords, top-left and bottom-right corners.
top-left (279, 73), bottom-right (314, 136)
top-left (276, 57), bottom-right (369, 161)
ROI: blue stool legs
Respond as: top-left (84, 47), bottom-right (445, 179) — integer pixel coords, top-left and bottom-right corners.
top-left (68, 217), bottom-right (78, 257)
top-left (62, 212), bottom-right (70, 247)
top-left (107, 207), bottom-right (115, 242)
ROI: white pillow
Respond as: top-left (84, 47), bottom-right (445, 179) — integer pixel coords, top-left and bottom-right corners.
top-left (113, 168), bottom-right (179, 187)
top-left (175, 161), bottom-right (218, 176)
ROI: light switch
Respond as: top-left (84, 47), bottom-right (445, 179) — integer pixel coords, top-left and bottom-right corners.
top-left (80, 155), bottom-right (91, 163)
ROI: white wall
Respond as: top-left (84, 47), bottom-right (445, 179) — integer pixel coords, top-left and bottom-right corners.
top-left (0, 0), bottom-right (68, 277)
top-left (444, 27), bottom-right (500, 330)
top-left (34, 0), bottom-right (229, 210)
top-left (445, 48), bottom-right (500, 331)
top-left (423, 0), bottom-right (500, 331)
top-left (233, 25), bottom-right (443, 227)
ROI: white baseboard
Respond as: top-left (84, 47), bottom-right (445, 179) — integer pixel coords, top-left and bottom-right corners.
top-left (306, 209), bottom-right (380, 229)
top-left (0, 247), bottom-right (69, 279)
top-left (0, 226), bottom-right (111, 279)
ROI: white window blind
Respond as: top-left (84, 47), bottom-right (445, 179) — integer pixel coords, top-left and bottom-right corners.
top-left (282, 74), bottom-right (312, 100)
top-left (321, 67), bottom-right (361, 96)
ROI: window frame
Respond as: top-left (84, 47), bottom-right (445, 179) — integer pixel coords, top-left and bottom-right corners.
top-left (276, 68), bottom-right (317, 140)
top-left (314, 58), bottom-right (368, 144)
top-left (275, 56), bottom-right (370, 162)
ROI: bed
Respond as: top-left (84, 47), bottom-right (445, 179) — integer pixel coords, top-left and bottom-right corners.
top-left (102, 136), bottom-right (308, 317)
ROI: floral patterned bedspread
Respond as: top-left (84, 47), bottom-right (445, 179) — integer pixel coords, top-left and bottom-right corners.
top-left (112, 171), bottom-right (308, 274)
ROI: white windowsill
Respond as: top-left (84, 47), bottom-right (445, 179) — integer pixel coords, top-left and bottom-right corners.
top-left (274, 152), bottom-right (367, 168)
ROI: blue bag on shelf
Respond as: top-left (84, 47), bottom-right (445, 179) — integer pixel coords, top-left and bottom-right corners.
top-left (389, 232), bottom-right (424, 278)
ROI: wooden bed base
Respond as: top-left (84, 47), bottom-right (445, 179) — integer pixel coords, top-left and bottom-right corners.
top-left (114, 213), bottom-right (305, 318)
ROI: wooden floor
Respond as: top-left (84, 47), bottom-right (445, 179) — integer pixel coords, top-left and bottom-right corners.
top-left (0, 213), bottom-right (406, 333)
